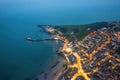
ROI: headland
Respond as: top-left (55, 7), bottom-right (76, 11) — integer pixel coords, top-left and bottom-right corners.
top-left (33, 21), bottom-right (120, 80)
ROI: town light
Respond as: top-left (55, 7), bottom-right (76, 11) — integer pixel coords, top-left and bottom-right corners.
top-left (66, 47), bottom-right (72, 52)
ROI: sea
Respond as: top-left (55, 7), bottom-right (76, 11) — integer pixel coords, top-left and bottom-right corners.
top-left (0, 0), bottom-right (120, 80)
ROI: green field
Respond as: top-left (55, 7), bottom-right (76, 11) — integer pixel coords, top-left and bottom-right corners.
top-left (54, 22), bottom-right (108, 41)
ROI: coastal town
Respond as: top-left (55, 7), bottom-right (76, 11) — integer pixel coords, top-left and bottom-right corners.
top-left (37, 22), bottom-right (120, 80)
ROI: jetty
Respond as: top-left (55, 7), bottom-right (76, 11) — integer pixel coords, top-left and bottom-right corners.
top-left (26, 37), bottom-right (59, 42)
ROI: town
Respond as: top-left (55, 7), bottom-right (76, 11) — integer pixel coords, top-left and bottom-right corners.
top-left (40, 22), bottom-right (120, 80)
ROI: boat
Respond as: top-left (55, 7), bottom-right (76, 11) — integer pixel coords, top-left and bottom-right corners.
top-left (26, 37), bottom-right (32, 40)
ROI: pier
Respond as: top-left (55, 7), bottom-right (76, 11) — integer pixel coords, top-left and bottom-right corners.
top-left (26, 37), bottom-right (59, 42)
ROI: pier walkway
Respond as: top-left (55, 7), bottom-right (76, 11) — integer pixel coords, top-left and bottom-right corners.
top-left (26, 37), bottom-right (60, 42)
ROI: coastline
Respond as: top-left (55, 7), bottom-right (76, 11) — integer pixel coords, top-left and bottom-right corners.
top-left (30, 22), bottom-right (120, 80)
top-left (32, 26), bottom-right (66, 80)
top-left (33, 53), bottom-right (66, 80)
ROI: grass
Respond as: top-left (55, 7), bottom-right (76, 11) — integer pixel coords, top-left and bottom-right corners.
top-left (54, 22), bottom-right (109, 41)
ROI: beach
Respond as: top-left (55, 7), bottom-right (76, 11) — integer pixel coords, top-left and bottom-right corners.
top-left (34, 54), bottom-right (65, 80)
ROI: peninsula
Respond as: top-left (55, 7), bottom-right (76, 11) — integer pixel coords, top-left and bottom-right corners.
top-left (35, 21), bottom-right (120, 80)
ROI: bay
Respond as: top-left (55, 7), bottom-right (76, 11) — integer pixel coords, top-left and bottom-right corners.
top-left (0, 24), bottom-right (60, 80)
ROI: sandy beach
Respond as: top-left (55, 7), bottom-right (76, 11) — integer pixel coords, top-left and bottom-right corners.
top-left (34, 55), bottom-right (65, 80)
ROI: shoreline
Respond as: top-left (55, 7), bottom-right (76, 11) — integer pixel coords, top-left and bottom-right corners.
top-left (32, 27), bottom-right (66, 80)
top-left (33, 53), bottom-right (66, 80)
top-left (32, 23), bottom-right (120, 80)
top-left (28, 22), bottom-right (120, 80)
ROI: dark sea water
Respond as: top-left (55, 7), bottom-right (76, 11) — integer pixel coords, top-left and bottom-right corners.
top-left (0, 0), bottom-right (120, 80)
top-left (0, 24), bottom-right (60, 80)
